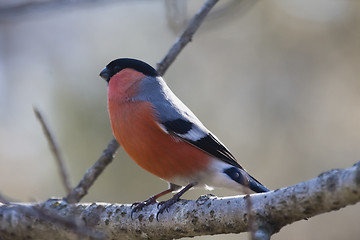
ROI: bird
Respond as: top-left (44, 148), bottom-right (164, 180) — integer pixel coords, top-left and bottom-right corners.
top-left (99, 58), bottom-right (270, 218)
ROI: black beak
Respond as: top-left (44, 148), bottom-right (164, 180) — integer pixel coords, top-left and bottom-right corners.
top-left (99, 67), bottom-right (110, 82)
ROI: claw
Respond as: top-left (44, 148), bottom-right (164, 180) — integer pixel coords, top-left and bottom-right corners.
top-left (131, 182), bottom-right (196, 220)
top-left (131, 196), bottom-right (157, 218)
top-left (130, 184), bottom-right (181, 218)
top-left (155, 182), bottom-right (196, 220)
top-left (156, 201), bottom-right (164, 209)
top-left (156, 196), bottom-right (180, 220)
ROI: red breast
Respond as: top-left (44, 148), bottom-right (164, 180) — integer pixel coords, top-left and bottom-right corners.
top-left (107, 69), bottom-right (211, 181)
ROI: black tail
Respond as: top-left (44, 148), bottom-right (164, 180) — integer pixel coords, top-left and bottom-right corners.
top-left (224, 167), bottom-right (270, 193)
top-left (247, 174), bottom-right (270, 193)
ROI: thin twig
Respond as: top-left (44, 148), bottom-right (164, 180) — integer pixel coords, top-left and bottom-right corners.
top-left (65, 0), bottom-right (220, 204)
top-left (34, 106), bottom-right (73, 194)
top-left (65, 138), bottom-right (119, 203)
top-left (157, 0), bottom-right (219, 75)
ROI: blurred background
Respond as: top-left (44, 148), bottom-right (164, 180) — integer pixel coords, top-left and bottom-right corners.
top-left (0, 0), bottom-right (359, 239)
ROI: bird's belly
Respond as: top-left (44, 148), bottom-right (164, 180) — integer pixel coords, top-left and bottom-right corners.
top-left (109, 100), bottom-right (211, 182)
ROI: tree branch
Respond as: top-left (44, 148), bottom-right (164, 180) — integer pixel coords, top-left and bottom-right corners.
top-left (157, 0), bottom-right (219, 75)
top-left (1, 162), bottom-right (360, 239)
top-left (34, 106), bottom-right (73, 194)
top-left (65, 138), bottom-right (119, 203)
top-left (0, 194), bottom-right (106, 239)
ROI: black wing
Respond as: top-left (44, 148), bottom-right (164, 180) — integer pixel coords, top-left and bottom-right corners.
top-left (162, 119), bottom-right (243, 169)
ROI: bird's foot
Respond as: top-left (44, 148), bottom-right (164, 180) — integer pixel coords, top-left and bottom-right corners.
top-left (156, 194), bottom-right (181, 220)
top-left (156, 182), bottom-right (196, 220)
top-left (131, 196), bottom-right (157, 218)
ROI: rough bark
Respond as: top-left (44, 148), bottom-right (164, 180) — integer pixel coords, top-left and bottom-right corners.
top-left (1, 162), bottom-right (359, 240)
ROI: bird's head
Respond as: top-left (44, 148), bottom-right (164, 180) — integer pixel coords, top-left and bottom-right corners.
top-left (99, 58), bottom-right (160, 83)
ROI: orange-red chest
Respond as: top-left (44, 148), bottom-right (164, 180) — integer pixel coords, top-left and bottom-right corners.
top-left (107, 71), bottom-right (210, 181)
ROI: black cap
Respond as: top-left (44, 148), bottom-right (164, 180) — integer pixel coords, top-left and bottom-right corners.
top-left (99, 58), bottom-right (160, 82)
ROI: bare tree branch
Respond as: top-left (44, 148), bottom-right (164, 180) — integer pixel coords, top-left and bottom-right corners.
top-left (34, 106), bottom-right (73, 194)
top-left (65, 138), bottom-right (119, 203)
top-left (1, 162), bottom-right (360, 239)
top-left (0, 193), bottom-right (106, 239)
top-left (157, 0), bottom-right (219, 75)
top-left (65, 0), bottom-right (220, 204)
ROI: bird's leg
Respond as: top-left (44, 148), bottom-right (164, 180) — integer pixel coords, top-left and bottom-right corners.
top-left (157, 182), bottom-right (197, 220)
top-left (131, 183), bottom-right (181, 218)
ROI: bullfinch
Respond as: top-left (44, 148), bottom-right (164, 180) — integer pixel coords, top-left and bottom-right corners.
top-left (99, 58), bottom-right (270, 217)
